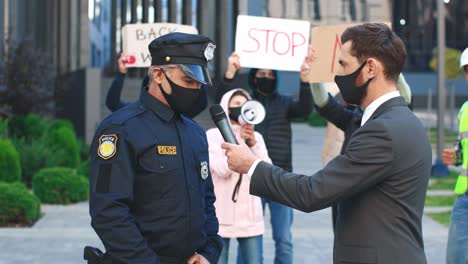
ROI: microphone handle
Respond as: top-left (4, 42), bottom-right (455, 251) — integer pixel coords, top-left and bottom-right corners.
top-left (215, 120), bottom-right (238, 144)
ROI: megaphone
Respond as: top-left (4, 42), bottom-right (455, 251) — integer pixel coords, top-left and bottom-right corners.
top-left (239, 100), bottom-right (266, 125)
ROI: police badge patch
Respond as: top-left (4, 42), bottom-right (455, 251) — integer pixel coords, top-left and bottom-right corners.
top-left (200, 161), bottom-right (209, 180)
top-left (204, 43), bottom-right (216, 61)
top-left (97, 134), bottom-right (118, 160)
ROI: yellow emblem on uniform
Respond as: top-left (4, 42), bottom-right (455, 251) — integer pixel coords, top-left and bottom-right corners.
top-left (157, 146), bottom-right (177, 155)
top-left (97, 134), bottom-right (118, 160)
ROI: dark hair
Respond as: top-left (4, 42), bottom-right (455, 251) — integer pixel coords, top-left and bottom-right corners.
top-left (341, 23), bottom-right (406, 82)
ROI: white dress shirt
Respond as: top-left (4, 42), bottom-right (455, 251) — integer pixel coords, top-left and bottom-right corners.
top-left (361, 91), bottom-right (400, 126)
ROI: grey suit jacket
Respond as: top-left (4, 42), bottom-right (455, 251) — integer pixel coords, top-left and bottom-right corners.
top-left (250, 97), bottom-right (431, 264)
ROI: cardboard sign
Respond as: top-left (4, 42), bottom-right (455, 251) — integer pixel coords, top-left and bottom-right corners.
top-left (235, 15), bottom-right (310, 72)
top-left (121, 23), bottom-right (198, 68)
top-left (309, 22), bottom-right (391, 83)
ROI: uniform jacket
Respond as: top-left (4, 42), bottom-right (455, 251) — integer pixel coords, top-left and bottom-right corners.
top-left (89, 87), bottom-right (222, 264)
top-left (217, 70), bottom-right (312, 172)
top-left (250, 97), bottom-right (431, 264)
top-left (206, 89), bottom-right (271, 238)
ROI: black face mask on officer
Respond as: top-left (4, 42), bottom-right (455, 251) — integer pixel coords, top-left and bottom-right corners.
top-left (255, 77), bottom-right (276, 95)
top-left (159, 71), bottom-right (201, 114)
top-left (334, 60), bottom-right (373, 105)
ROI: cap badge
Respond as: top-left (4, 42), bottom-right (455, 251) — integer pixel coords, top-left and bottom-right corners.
top-left (200, 161), bottom-right (209, 180)
top-left (97, 134), bottom-right (118, 160)
top-left (204, 43), bottom-right (216, 61)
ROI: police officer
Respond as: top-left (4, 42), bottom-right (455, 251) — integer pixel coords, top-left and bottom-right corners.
top-left (89, 32), bottom-right (222, 264)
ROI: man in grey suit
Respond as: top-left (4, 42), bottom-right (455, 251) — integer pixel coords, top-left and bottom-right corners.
top-left (221, 23), bottom-right (432, 264)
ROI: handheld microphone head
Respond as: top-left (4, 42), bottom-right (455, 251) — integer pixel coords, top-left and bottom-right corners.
top-left (210, 104), bottom-right (238, 144)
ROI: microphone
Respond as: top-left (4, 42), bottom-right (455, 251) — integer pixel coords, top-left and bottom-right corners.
top-left (210, 104), bottom-right (238, 144)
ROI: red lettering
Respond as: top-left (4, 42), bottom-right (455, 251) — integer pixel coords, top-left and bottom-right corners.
top-left (243, 28), bottom-right (260, 53)
top-left (291, 32), bottom-right (306, 57)
top-left (273, 32), bottom-right (290, 55)
top-left (242, 28), bottom-right (307, 57)
top-left (331, 34), bottom-right (342, 74)
top-left (261, 29), bottom-right (276, 53)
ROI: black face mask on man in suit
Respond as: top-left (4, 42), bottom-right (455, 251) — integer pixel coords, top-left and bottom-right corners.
top-left (335, 60), bottom-right (373, 105)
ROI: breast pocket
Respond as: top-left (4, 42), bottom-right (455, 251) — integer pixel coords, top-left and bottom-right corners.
top-left (138, 149), bottom-right (180, 199)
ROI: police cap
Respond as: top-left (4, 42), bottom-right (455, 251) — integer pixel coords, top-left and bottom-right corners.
top-left (148, 32), bottom-right (216, 85)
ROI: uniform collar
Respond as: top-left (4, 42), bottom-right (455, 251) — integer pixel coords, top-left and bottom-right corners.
top-left (140, 86), bottom-right (175, 122)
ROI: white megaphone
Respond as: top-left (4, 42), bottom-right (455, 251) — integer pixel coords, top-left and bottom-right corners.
top-left (238, 100), bottom-right (266, 125)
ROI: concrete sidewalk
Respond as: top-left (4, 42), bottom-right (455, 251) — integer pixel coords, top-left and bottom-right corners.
top-left (0, 124), bottom-right (448, 263)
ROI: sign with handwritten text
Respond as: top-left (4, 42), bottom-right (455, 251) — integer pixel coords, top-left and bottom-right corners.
top-left (309, 22), bottom-right (391, 83)
top-left (235, 15), bottom-right (310, 72)
top-left (122, 23), bottom-right (198, 68)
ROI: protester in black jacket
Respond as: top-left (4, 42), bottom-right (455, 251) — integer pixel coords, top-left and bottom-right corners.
top-left (215, 49), bottom-right (313, 263)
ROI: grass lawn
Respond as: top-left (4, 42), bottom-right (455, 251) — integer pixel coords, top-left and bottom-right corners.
top-left (425, 195), bottom-right (456, 207)
top-left (428, 180), bottom-right (456, 190)
top-left (429, 170), bottom-right (458, 190)
top-left (426, 211), bottom-right (452, 227)
top-left (427, 127), bottom-right (458, 146)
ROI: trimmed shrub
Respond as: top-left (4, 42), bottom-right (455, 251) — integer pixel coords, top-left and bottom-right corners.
top-left (32, 167), bottom-right (89, 204)
top-left (76, 159), bottom-right (90, 178)
top-left (8, 114), bottom-right (49, 140)
top-left (0, 139), bottom-right (21, 182)
top-left (0, 182), bottom-right (41, 226)
top-left (78, 139), bottom-right (90, 162)
top-left (0, 118), bottom-right (8, 138)
top-left (45, 125), bottom-right (80, 168)
top-left (13, 138), bottom-right (63, 186)
top-left (47, 119), bottom-right (74, 133)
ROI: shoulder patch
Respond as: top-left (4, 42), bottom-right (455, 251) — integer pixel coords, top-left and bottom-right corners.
top-left (97, 134), bottom-right (118, 160)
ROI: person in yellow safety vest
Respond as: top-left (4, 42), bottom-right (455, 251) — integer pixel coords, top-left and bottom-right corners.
top-left (442, 47), bottom-right (468, 264)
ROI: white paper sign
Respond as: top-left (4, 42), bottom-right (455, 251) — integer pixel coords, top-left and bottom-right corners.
top-left (121, 23), bottom-right (198, 68)
top-left (235, 15), bottom-right (310, 72)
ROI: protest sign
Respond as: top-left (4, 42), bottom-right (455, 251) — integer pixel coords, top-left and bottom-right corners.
top-left (235, 15), bottom-right (310, 72)
top-left (309, 22), bottom-right (391, 83)
top-left (122, 23), bottom-right (198, 68)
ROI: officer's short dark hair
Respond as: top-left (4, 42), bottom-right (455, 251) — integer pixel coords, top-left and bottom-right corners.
top-left (341, 23), bottom-right (406, 82)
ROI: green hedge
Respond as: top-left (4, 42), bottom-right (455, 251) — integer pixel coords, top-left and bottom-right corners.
top-left (76, 160), bottom-right (90, 178)
top-left (32, 167), bottom-right (89, 204)
top-left (0, 139), bottom-right (21, 182)
top-left (307, 112), bottom-right (327, 127)
top-left (0, 182), bottom-right (41, 226)
top-left (45, 126), bottom-right (80, 168)
top-left (13, 138), bottom-right (62, 186)
top-left (8, 114), bottom-right (48, 140)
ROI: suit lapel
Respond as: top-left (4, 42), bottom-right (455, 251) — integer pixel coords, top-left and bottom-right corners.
top-left (367, 96), bottom-right (407, 122)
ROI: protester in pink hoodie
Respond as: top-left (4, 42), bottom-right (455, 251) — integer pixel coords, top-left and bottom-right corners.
top-left (207, 88), bottom-right (271, 264)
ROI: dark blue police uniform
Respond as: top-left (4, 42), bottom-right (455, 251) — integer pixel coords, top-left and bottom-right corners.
top-left (89, 32), bottom-right (222, 264)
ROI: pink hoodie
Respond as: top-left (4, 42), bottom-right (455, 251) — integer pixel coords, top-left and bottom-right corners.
top-left (206, 89), bottom-right (271, 238)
